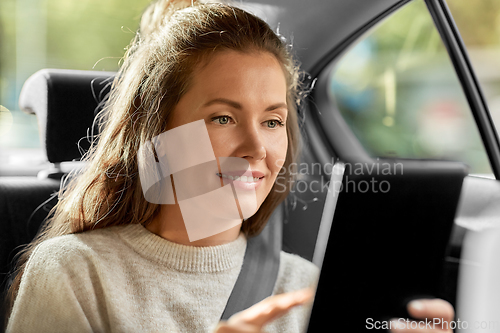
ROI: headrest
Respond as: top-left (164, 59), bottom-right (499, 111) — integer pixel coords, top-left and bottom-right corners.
top-left (19, 69), bottom-right (115, 163)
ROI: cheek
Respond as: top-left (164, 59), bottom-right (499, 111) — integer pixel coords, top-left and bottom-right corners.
top-left (206, 130), bottom-right (231, 157)
top-left (267, 132), bottom-right (288, 176)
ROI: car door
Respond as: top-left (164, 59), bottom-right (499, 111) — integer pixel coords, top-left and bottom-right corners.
top-left (269, 0), bottom-right (500, 331)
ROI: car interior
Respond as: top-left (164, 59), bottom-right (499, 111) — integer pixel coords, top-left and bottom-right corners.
top-left (2, 0), bottom-right (500, 332)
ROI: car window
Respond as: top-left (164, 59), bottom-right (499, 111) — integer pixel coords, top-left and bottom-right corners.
top-left (446, 0), bottom-right (500, 141)
top-left (0, 0), bottom-right (149, 174)
top-left (323, 0), bottom-right (492, 175)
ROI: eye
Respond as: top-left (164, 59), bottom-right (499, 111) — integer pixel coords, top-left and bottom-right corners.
top-left (265, 119), bottom-right (284, 128)
top-left (212, 115), bottom-right (232, 125)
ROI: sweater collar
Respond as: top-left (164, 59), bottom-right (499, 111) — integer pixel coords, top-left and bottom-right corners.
top-left (115, 224), bottom-right (247, 273)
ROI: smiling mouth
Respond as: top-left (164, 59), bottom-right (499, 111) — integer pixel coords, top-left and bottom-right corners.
top-left (216, 173), bottom-right (263, 183)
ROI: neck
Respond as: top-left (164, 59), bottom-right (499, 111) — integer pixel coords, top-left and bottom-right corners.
top-left (146, 203), bottom-right (242, 247)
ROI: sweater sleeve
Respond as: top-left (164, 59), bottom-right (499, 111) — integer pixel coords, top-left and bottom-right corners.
top-left (6, 236), bottom-right (104, 333)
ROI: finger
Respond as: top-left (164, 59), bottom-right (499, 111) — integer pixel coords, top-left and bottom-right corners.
top-left (229, 288), bottom-right (313, 327)
top-left (228, 288), bottom-right (314, 328)
top-left (407, 299), bottom-right (454, 322)
top-left (214, 321), bottom-right (260, 333)
top-left (389, 318), bottom-right (452, 333)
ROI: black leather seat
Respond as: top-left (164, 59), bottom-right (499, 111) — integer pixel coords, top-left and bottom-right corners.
top-left (0, 69), bottom-right (113, 329)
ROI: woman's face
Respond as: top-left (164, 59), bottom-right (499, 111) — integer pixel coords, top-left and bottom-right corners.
top-left (167, 50), bottom-right (289, 211)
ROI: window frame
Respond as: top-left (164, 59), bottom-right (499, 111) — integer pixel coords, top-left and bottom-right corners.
top-left (306, 0), bottom-right (500, 179)
top-left (426, 0), bottom-right (500, 178)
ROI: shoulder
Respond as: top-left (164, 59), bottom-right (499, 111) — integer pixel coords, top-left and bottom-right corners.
top-left (27, 227), bottom-right (122, 273)
top-left (9, 228), bottom-right (124, 332)
top-left (274, 251), bottom-right (320, 294)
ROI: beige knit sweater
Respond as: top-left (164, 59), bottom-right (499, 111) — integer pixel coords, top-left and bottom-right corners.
top-left (7, 224), bottom-right (319, 333)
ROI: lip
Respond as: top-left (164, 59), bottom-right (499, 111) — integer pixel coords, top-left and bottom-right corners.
top-left (216, 170), bottom-right (265, 190)
top-left (218, 170), bottom-right (265, 178)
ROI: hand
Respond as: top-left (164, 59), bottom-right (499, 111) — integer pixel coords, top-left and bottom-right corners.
top-left (390, 299), bottom-right (455, 332)
top-left (214, 288), bottom-right (314, 333)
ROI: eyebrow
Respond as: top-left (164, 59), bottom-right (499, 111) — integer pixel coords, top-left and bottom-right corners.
top-left (202, 98), bottom-right (287, 112)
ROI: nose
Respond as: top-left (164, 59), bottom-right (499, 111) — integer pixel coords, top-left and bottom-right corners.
top-left (235, 123), bottom-right (266, 161)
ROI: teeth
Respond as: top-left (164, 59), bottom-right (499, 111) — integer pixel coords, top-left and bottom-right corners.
top-left (217, 173), bottom-right (261, 182)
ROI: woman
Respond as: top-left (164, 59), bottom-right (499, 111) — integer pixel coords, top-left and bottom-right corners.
top-left (6, 1), bottom-right (315, 332)
top-left (6, 1), bottom-right (454, 332)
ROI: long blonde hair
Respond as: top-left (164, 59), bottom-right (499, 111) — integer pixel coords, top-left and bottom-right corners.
top-left (7, 0), bottom-right (302, 313)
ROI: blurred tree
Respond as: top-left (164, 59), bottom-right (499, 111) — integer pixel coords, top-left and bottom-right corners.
top-left (44, 0), bottom-right (150, 70)
top-left (0, 0), bottom-right (149, 148)
top-left (447, 0), bottom-right (500, 47)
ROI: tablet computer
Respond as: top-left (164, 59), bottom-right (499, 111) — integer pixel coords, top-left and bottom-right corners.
top-left (306, 160), bottom-right (466, 332)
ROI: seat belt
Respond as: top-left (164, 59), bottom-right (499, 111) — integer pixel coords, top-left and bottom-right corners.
top-left (220, 205), bottom-right (282, 320)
